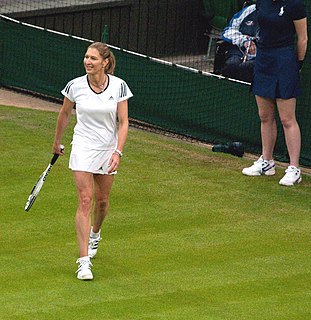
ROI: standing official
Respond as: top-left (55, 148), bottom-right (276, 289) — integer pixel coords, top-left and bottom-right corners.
top-left (242, 0), bottom-right (308, 186)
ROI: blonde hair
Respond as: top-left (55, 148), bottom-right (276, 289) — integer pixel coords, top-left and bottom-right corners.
top-left (87, 42), bottom-right (116, 74)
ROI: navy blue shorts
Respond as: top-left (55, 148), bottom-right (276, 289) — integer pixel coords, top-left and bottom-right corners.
top-left (252, 46), bottom-right (301, 99)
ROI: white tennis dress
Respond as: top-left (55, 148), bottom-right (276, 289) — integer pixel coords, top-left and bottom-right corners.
top-left (61, 74), bottom-right (133, 174)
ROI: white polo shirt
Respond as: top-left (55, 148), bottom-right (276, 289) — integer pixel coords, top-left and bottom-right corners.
top-left (61, 74), bottom-right (133, 150)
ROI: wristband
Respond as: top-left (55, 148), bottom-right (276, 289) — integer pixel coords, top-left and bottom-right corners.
top-left (114, 149), bottom-right (123, 157)
top-left (298, 60), bottom-right (304, 71)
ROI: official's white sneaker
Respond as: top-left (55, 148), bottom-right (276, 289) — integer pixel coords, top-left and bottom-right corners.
top-left (279, 166), bottom-right (302, 186)
top-left (242, 156), bottom-right (275, 176)
top-left (76, 257), bottom-right (93, 280)
top-left (88, 229), bottom-right (102, 258)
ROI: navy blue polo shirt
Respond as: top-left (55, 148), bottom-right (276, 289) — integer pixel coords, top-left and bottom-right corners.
top-left (256, 0), bottom-right (306, 48)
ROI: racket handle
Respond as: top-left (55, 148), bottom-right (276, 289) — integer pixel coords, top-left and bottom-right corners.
top-left (51, 145), bottom-right (64, 165)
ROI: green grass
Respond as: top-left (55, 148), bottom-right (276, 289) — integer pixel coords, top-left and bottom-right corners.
top-left (0, 105), bottom-right (310, 320)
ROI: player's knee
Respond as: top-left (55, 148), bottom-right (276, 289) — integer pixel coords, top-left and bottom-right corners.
top-left (95, 198), bottom-right (109, 211)
top-left (79, 195), bottom-right (92, 212)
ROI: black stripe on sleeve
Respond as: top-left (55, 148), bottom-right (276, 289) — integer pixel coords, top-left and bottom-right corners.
top-left (119, 82), bottom-right (127, 98)
top-left (64, 81), bottom-right (74, 94)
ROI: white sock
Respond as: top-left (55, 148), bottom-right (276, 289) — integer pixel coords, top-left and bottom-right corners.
top-left (80, 256), bottom-right (90, 263)
top-left (90, 227), bottom-right (101, 239)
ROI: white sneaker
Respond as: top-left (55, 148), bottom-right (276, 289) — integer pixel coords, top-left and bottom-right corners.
top-left (279, 166), bottom-right (302, 186)
top-left (88, 230), bottom-right (102, 258)
top-left (242, 156), bottom-right (275, 176)
top-left (76, 257), bottom-right (93, 280)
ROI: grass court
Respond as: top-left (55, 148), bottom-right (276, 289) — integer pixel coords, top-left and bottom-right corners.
top-left (0, 105), bottom-right (310, 319)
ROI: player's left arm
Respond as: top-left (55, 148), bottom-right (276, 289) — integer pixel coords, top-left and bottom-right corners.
top-left (108, 99), bottom-right (129, 173)
top-left (294, 18), bottom-right (308, 62)
top-left (116, 99), bottom-right (129, 154)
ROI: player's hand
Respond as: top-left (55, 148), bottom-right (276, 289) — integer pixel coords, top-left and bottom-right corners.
top-left (108, 153), bottom-right (120, 173)
top-left (248, 42), bottom-right (256, 55)
top-left (244, 40), bottom-right (256, 54)
top-left (52, 143), bottom-right (65, 156)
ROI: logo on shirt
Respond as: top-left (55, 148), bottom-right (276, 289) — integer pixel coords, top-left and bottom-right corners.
top-left (278, 6), bottom-right (285, 16)
top-left (109, 96), bottom-right (114, 100)
top-left (245, 20), bottom-right (255, 26)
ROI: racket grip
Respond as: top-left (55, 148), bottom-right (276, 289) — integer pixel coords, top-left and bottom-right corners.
top-left (51, 145), bottom-right (64, 165)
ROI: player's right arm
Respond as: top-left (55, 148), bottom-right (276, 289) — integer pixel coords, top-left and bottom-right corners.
top-left (222, 5), bottom-right (256, 47)
top-left (53, 97), bottom-right (75, 154)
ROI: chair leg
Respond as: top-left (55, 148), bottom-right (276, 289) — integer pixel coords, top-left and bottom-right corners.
top-left (205, 35), bottom-right (216, 62)
top-left (206, 36), bottom-right (213, 61)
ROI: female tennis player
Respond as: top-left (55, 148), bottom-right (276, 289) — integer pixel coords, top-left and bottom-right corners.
top-left (52, 42), bottom-right (133, 280)
top-left (242, 0), bottom-right (308, 186)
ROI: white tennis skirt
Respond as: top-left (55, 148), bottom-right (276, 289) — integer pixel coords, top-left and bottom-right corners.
top-left (69, 144), bottom-right (117, 175)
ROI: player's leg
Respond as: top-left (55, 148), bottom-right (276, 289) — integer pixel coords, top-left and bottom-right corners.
top-left (74, 171), bottom-right (94, 257)
top-left (93, 174), bottom-right (114, 231)
top-left (88, 174), bottom-right (114, 258)
top-left (73, 171), bottom-right (94, 279)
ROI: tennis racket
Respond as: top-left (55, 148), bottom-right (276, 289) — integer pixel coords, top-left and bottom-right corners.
top-left (24, 145), bottom-right (64, 212)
